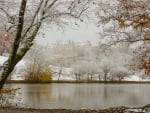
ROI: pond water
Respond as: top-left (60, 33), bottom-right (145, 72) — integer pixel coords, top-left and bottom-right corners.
top-left (5, 83), bottom-right (150, 109)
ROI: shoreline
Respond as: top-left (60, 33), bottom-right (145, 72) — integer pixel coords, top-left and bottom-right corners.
top-left (6, 80), bottom-right (150, 84)
top-left (0, 105), bottom-right (150, 113)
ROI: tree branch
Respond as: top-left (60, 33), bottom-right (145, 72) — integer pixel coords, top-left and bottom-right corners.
top-left (0, 8), bottom-right (15, 24)
top-left (47, 0), bottom-right (58, 9)
top-left (22, 0), bottom-right (44, 39)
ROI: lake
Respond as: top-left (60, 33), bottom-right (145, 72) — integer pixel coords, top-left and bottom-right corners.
top-left (5, 83), bottom-right (150, 109)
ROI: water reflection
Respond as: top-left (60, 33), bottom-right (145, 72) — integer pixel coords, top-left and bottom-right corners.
top-left (6, 83), bottom-right (150, 109)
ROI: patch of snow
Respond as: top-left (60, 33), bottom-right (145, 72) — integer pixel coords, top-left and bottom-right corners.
top-left (103, 22), bottom-right (114, 32)
top-left (124, 75), bottom-right (143, 81)
top-left (11, 60), bottom-right (26, 80)
top-left (0, 55), bottom-right (26, 80)
top-left (124, 20), bottom-right (132, 26)
top-left (0, 56), bottom-right (7, 65)
top-left (125, 108), bottom-right (143, 113)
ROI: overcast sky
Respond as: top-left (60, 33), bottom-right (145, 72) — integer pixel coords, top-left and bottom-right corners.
top-left (36, 22), bottom-right (99, 46)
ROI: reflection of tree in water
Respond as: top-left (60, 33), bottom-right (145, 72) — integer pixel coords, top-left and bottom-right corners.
top-left (48, 84), bottom-right (75, 107)
top-left (51, 84), bottom-right (150, 109)
top-left (103, 87), bottom-right (108, 101)
top-left (8, 84), bottom-right (150, 109)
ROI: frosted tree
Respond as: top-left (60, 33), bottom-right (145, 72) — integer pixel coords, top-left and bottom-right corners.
top-left (71, 62), bottom-right (85, 81)
top-left (71, 60), bottom-right (99, 81)
top-left (84, 61), bottom-right (98, 81)
top-left (111, 66), bottom-right (131, 81)
top-left (115, 0), bottom-right (150, 75)
top-left (99, 58), bottom-right (113, 81)
top-left (0, 0), bottom-right (94, 90)
top-left (97, 46), bottom-right (132, 81)
top-left (97, 0), bottom-right (150, 75)
top-left (133, 43), bottom-right (150, 75)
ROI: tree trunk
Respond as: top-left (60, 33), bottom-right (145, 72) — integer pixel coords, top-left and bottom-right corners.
top-left (0, 0), bottom-right (27, 90)
top-left (87, 74), bottom-right (90, 81)
top-left (78, 74), bottom-right (80, 80)
top-left (104, 72), bottom-right (107, 82)
top-left (0, 61), bottom-right (15, 89)
top-left (58, 68), bottom-right (62, 80)
top-left (75, 73), bottom-right (78, 81)
top-left (98, 74), bottom-right (101, 81)
top-left (119, 76), bottom-right (122, 82)
top-left (90, 74), bottom-right (93, 80)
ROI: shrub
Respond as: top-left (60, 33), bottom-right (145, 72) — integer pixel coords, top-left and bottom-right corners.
top-left (24, 45), bottom-right (52, 83)
top-left (25, 71), bottom-right (52, 83)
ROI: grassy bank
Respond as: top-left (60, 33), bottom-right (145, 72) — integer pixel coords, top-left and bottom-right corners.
top-left (6, 80), bottom-right (150, 84)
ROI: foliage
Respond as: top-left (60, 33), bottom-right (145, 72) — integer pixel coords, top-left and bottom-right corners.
top-left (98, 0), bottom-right (150, 31)
top-left (133, 43), bottom-right (150, 75)
top-left (97, 0), bottom-right (150, 75)
top-left (116, 0), bottom-right (150, 29)
top-left (116, 0), bottom-right (150, 74)
top-left (25, 71), bottom-right (52, 83)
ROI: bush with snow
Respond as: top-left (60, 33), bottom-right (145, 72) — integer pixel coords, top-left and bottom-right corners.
top-left (98, 58), bottom-right (114, 81)
top-left (71, 61), bottom-right (86, 80)
top-left (71, 60), bottom-right (98, 81)
top-left (135, 70), bottom-right (150, 80)
top-left (111, 67), bottom-right (131, 81)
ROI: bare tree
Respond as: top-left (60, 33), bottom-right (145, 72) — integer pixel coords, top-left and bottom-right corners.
top-left (57, 67), bottom-right (62, 81)
top-left (0, 0), bottom-right (94, 90)
top-left (71, 63), bottom-right (84, 81)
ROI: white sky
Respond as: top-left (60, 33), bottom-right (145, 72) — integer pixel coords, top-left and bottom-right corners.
top-left (36, 22), bottom-right (99, 46)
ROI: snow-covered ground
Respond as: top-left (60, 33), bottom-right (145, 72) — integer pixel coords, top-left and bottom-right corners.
top-left (124, 75), bottom-right (150, 81)
top-left (0, 56), bottom-right (7, 65)
top-left (0, 56), bottom-right (26, 80)
top-left (0, 55), bottom-right (150, 81)
top-left (124, 76), bottom-right (143, 81)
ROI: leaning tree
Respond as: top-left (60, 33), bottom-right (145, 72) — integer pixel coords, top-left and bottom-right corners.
top-left (0, 0), bottom-right (95, 90)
